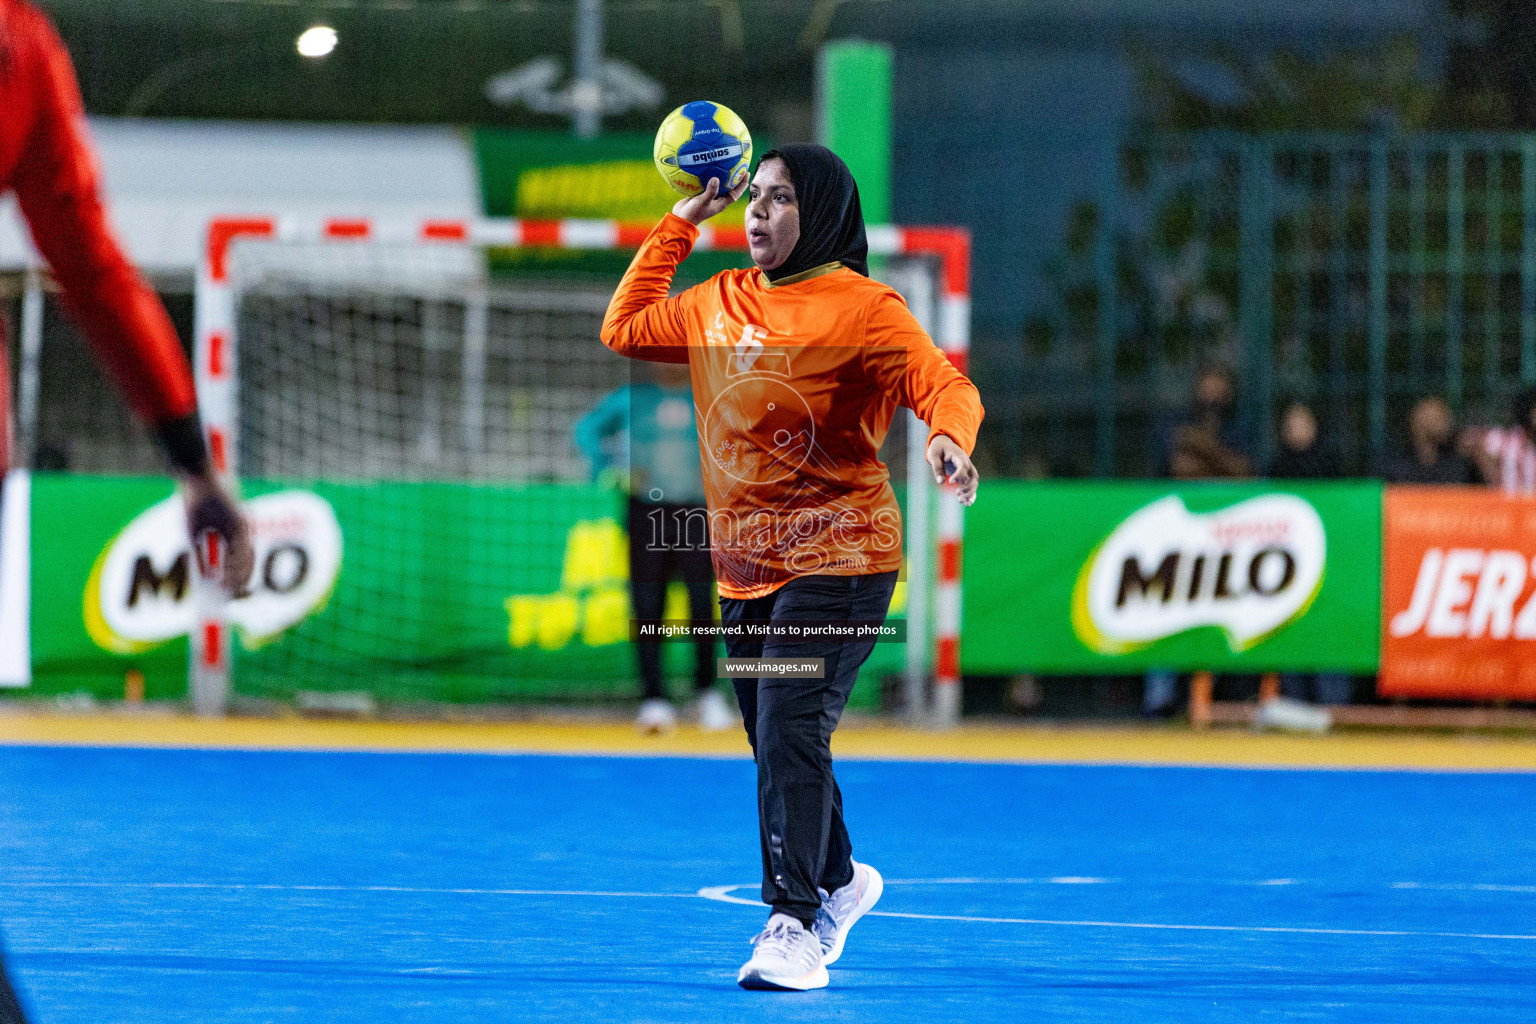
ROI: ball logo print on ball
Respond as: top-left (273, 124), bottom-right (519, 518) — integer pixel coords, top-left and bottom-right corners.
top-left (653, 100), bottom-right (753, 197)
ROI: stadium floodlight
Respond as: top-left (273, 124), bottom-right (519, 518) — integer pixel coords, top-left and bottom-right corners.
top-left (297, 26), bottom-right (338, 59)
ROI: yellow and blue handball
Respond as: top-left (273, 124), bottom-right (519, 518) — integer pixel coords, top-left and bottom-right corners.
top-left (653, 100), bottom-right (753, 197)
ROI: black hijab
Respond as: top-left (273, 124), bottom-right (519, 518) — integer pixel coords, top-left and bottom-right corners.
top-left (758, 145), bottom-right (869, 281)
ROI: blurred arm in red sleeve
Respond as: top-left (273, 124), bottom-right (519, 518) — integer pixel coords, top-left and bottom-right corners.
top-left (0, 0), bottom-right (252, 593)
top-left (5, 0), bottom-right (206, 472)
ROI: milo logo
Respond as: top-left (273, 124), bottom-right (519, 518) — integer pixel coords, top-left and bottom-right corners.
top-left (85, 489), bottom-right (342, 653)
top-left (1071, 494), bottom-right (1326, 654)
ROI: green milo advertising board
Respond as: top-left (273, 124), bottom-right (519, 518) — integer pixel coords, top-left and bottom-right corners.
top-left (19, 475), bottom-right (1378, 701)
top-left (22, 473), bottom-right (898, 706)
top-left (963, 481), bottom-right (1382, 674)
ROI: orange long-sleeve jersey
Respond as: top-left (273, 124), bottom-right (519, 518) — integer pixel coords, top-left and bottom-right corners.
top-left (602, 212), bottom-right (984, 599)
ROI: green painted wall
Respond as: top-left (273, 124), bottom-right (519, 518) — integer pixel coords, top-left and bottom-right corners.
top-left (817, 40), bottom-right (893, 224)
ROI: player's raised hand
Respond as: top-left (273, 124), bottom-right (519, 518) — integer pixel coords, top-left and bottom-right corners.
top-left (673, 176), bottom-right (748, 225)
top-left (927, 435), bottom-right (979, 507)
top-left (182, 470), bottom-right (255, 597)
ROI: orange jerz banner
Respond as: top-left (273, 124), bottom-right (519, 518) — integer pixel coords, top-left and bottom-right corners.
top-left (1380, 486), bottom-right (1536, 699)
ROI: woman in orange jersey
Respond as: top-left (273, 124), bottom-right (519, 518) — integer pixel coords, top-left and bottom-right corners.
top-left (602, 145), bottom-right (982, 991)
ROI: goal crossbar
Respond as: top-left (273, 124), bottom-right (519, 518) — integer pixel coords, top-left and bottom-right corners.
top-left (193, 215), bottom-right (970, 723)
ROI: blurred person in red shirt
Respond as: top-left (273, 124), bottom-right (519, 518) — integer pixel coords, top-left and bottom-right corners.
top-left (0, 3), bottom-right (253, 1019)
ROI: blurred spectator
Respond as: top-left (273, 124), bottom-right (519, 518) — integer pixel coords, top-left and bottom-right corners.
top-left (1474, 386), bottom-right (1536, 494)
top-left (575, 362), bottom-right (732, 734)
top-left (1385, 396), bottom-right (1479, 484)
top-left (1267, 400), bottom-right (1340, 479)
top-left (1166, 363), bottom-right (1252, 480)
top-left (1265, 400), bottom-right (1349, 704)
top-left (1147, 362), bottom-right (1252, 716)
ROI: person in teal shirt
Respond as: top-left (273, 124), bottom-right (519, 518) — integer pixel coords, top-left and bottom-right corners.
top-left (575, 363), bottom-right (731, 732)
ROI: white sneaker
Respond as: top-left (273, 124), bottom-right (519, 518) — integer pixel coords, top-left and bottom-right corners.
top-left (635, 698), bottom-right (676, 734)
top-left (813, 860), bottom-right (883, 965)
top-left (737, 913), bottom-right (828, 991)
top-left (697, 689), bottom-right (736, 732)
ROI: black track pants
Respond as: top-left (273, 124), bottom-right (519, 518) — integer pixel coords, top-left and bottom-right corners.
top-left (721, 571), bottom-right (897, 923)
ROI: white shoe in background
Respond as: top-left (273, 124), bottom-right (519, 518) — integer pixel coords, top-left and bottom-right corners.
top-left (737, 913), bottom-right (828, 991)
top-left (697, 689), bottom-right (736, 732)
top-left (635, 698), bottom-right (676, 734)
top-left (1254, 696), bottom-right (1332, 734)
top-left (814, 860), bottom-right (883, 965)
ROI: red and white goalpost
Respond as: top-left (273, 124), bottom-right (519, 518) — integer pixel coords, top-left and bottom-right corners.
top-left (193, 215), bottom-right (970, 724)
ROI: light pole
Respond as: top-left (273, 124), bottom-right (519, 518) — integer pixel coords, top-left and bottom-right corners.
top-left (572, 0), bottom-right (604, 139)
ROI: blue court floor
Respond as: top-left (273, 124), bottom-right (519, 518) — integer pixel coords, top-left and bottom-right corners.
top-left (0, 745), bottom-right (1532, 1022)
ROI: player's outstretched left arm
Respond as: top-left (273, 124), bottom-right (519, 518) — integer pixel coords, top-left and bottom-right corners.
top-left (864, 292), bottom-right (984, 506)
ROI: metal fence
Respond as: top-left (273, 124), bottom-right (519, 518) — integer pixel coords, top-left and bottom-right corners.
top-left (1016, 133), bottom-right (1536, 478)
top-left (19, 134), bottom-right (1536, 484)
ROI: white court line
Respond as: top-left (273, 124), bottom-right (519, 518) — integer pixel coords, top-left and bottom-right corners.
top-left (8, 879), bottom-right (1536, 941)
top-left (694, 883), bottom-right (1536, 941)
top-left (696, 885), bottom-right (760, 906)
top-left (861, 910), bottom-right (1536, 941)
top-left (1393, 882), bottom-right (1536, 893)
top-left (880, 877), bottom-right (1113, 886)
top-left (0, 881), bottom-right (696, 899)
top-left (894, 876), bottom-right (1536, 891)
top-left (12, 877), bottom-right (1535, 897)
